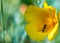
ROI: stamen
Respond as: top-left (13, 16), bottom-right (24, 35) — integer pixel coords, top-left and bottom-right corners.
top-left (42, 24), bottom-right (47, 32)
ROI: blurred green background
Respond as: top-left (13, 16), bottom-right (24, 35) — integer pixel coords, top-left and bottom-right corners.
top-left (0, 0), bottom-right (60, 43)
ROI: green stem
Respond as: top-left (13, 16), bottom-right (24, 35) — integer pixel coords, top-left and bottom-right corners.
top-left (1, 0), bottom-right (5, 31)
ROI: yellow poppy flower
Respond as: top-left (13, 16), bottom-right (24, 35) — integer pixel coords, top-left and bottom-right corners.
top-left (24, 1), bottom-right (58, 41)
